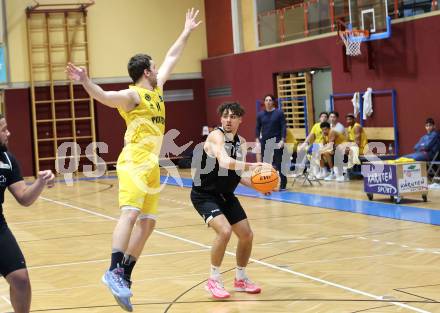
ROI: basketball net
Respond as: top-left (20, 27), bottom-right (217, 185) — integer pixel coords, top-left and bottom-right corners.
top-left (339, 29), bottom-right (369, 56)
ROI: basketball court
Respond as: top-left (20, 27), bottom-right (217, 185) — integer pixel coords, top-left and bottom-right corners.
top-left (0, 169), bottom-right (439, 312)
top-left (1, 0), bottom-right (440, 312)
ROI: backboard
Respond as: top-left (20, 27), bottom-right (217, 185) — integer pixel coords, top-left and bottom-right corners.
top-left (347, 0), bottom-right (391, 40)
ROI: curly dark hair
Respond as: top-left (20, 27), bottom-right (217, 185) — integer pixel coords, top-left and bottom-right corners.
top-left (320, 121), bottom-right (331, 129)
top-left (127, 54), bottom-right (152, 83)
top-left (217, 102), bottom-right (245, 117)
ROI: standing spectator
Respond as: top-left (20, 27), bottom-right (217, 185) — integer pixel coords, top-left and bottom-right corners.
top-left (256, 95), bottom-right (287, 190)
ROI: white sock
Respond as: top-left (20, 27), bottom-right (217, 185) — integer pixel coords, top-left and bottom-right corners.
top-left (334, 167), bottom-right (342, 177)
top-left (236, 266), bottom-right (247, 280)
top-left (210, 265), bottom-right (221, 279)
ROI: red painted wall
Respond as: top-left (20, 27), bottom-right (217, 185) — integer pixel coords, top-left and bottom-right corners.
top-left (202, 14), bottom-right (440, 154)
top-left (4, 89), bottom-right (34, 176)
top-left (204, 0), bottom-right (234, 57)
top-left (4, 78), bottom-right (206, 176)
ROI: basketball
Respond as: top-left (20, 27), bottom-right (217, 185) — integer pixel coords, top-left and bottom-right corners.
top-left (251, 166), bottom-right (279, 193)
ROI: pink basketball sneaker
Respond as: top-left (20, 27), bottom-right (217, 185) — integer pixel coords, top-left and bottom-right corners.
top-left (205, 278), bottom-right (231, 299)
top-left (234, 278), bottom-right (262, 294)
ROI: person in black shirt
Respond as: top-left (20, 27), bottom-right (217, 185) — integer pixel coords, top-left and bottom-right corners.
top-left (255, 94), bottom-right (288, 190)
top-left (0, 114), bottom-right (54, 313)
top-left (191, 102), bottom-right (273, 299)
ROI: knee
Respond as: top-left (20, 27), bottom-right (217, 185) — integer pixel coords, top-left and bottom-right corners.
top-left (217, 226), bottom-right (232, 242)
top-left (120, 207), bottom-right (140, 224)
top-left (137, 218), bottom-right (156, 233)
top-left (8, 271), bottom-right (31, 292)
top-left (239, 230), bottom-right (253, 243)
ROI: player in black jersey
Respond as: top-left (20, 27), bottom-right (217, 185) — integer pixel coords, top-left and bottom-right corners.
top-left (191, 102), bottom-right (274, 299)
top-left (0, 114), bottom-right (54, 313)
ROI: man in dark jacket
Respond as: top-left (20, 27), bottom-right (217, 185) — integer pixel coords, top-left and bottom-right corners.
top-left (256, 95), bottom-right (288, 190)
top-left (404, 118), bottom-right (440, 161)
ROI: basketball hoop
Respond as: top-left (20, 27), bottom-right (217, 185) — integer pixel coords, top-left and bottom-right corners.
top-left (337, 20), bottom-right (369, 56)
top-left (339, 29), bottom-right (369, 56)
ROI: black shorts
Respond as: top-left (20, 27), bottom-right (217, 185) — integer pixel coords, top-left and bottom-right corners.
top-left (190, 189), bottom-right (247, 225)
top-left (0, 225), bottom-right (26, 277)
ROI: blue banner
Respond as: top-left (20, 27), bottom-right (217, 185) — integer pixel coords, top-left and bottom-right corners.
top-left (363, 164), bottom-right (398, 195)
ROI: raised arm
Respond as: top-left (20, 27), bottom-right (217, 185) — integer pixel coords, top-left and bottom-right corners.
top-left (66, 63), bottom-right (139, 111)
top-left (8, 170), bottom-right (54, 207)
top-left (157, 8), bottom-right (202, 87)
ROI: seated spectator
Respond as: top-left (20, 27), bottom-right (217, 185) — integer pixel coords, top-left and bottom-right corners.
top-left (294, 112), bottom-right (328, 178)
top-left (345, 113), bottom-right (368, 154)
top-left (329, 111), bottom-right (345, 134)
top-left (403, 118), bottom-right (440, 161)
top-left (317, 121), bottom-right (347, 182)
top-left (298, 112), bottom-right (329, 150)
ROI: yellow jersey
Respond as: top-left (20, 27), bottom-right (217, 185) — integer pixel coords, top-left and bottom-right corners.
top-left (310, 122), bottom-right (324, 143)
top-left (117, 85), bottom-right (166, 161)
top-left (323, 129), bottom-right (345, 146)
top-left (347, 122), bottom-right (368, 153)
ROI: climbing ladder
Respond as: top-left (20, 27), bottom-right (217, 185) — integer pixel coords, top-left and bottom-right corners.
top-left (276, 72), bottom-right (314, 140)
top-left (26, 1), bottom-right (96, 174)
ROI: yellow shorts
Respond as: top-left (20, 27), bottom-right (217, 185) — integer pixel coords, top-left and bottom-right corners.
top-left (117, 147), bottom-right (161, 217)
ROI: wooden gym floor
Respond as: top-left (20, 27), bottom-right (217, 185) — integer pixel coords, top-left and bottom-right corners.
top-left (1, 169), bottom-right (440, 313)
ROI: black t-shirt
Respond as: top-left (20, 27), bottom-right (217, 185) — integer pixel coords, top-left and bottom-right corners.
top-left (192, 127), bottom-right (243, 194)
top-left (0, 152), bottom-right (24, 225)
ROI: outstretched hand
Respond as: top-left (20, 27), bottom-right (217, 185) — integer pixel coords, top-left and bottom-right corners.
top-left (66, 62), bottom-right (89, 82)
top-left (38, 170), bottom-right (55, 188)
top-left (184, 8), bottom-right (202, 33)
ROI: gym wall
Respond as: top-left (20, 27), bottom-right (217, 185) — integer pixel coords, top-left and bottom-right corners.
top-left (202, 5), bottom-right (440, 155)
top-left (4, 0), bottom-right (207, 175)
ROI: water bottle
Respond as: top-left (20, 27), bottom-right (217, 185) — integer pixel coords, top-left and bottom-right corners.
top-left (388, 143), bottom-right (394, 155)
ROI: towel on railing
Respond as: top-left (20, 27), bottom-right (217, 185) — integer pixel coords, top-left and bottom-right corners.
top-left (352, 92), bottom-right (360, 117)
top-left (363, 87), bottom-right (373, 119)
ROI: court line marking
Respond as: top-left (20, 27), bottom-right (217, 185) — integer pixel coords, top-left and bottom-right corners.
top-left (1, 295), bottom-right (11, 305)
top-left (32, 273), bottom-right (207, 296)
top-left (8, 216), bottom-right (99, 226)
top-left (28, 249), bottom-right (208, 270)
top-left (290, 252), bottom-right (398, 265)
top-left (259, 236), bottom-right (440, 256)
top-left (39, 196), bottom-right (431, 313)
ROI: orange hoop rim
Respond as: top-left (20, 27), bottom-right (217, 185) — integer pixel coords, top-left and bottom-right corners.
top-left (341, 29), bottom-right (370, 37)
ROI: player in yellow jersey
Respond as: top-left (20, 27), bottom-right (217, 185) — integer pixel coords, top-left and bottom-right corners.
top-left (66, 8), bottom-right (201, 311)
top-left (318, 120), bottom-right (347, 182)
top-left (300, 112), bottom-right (329, 149)
top-left (346, 113), bottom-right (368, 154)
top-left (295, 112), bottom-right (328, 178)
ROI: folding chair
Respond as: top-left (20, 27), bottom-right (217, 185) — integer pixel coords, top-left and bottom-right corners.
top-left (292, 167), bottom-right (322, 187)
top-left (428, 150), bottom-right (440, 182)
top-left (289, 156), bottom-right (322, 187)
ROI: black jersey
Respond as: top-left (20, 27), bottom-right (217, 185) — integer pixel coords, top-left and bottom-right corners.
top-left (0, 152), bottom-right (24, 225)
top-left (193, 127), bottom-right (243, 194)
